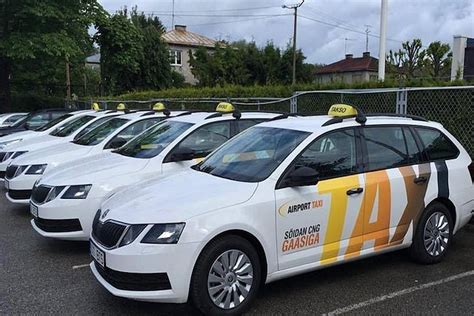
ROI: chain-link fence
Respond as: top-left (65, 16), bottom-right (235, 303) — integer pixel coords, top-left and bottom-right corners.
top-left (72, 86), bottom-right (473, 158)
top-left (293, 87), bottom-right (474, 158)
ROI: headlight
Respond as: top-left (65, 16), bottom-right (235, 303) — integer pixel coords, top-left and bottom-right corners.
top-left (14, 165), bottom-right (29, 177)
top-left (61, 184), bottom-right (92, 199)
top-left (141, 223), bottom-right (185, 244)
top-left (25, 164), bottom-right (47, 175)
top-left (45, 186), bottom-right (66, 203)
top-left (11, 151), bottom-right (28, 159)
top-left (3, 151), bottom-right (27, 161)
top-left (119, 224), bottom-right (147, 247)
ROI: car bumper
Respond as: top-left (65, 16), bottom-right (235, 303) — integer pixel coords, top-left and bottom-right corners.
top-left (89, 238), bottom-right (201, 303)
top-left (30, 197), bottom-right (104, 241)
top-left (4, 174), bottom-right (39, 203)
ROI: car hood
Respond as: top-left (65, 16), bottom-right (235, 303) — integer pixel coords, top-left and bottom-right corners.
top-left (40, 152), bottom-right (149, 186)
top-left (4, 134), bottom-right (59, 152)
top-left (0, 130), bottom-right (34, 144)
top-left (13, 142), bottom-right (94, 168)
top-left (101, 170), bottom-right (258, 223)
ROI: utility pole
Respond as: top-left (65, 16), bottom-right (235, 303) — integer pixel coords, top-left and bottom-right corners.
top-left (378, 0), bottom-right (388, 80)
top-left (283, 0), bottom-right (304, 85)
top-left (364, 24), bottom-right (372, 52)
top-left (171, 0), bottom-right (175, 29)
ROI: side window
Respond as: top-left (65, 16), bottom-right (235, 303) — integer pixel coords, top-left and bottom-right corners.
top-left (292, 129), bottom-right (357, 180)
top-left (171, 121), bottom-right (231, 159)
top-left (364, 126), bottom-right (409, 171)
top-left (403, 127), bottom-right (422, 164)
top-left (415, 127), bottom-right (459, 161)
top-left (105, 118), bottom-right (161, 149)
top-left (236, 120), bottom-right (265, 133)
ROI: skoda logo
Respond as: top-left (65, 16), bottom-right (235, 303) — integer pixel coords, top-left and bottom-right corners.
top-left (101, 209), bottom-right (110, 220)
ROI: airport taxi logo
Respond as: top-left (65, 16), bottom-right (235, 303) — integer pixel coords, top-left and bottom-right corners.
top-left (278, 199), bottom-right (324, 217)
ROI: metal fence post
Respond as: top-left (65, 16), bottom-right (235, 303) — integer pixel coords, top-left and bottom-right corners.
top-left (290, 92), bottom-right (298, 113)
top-left (396, 88), bottom-right (407, 114)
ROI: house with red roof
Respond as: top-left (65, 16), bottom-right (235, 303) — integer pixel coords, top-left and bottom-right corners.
top-left (316, 52), bottom-right (379, 84)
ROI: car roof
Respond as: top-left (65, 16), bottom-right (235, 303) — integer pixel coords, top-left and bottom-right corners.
top-left (168, 111), bottom-right (282, 124)
top-left (258, 115), bottom-right (440, 133)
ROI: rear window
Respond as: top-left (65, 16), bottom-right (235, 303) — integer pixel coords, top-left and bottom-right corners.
top-left (415, 127), bottom-right (459, 161)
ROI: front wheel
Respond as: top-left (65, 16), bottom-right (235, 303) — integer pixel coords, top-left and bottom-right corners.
top-left (190, 235), bottom-right (261, 315)
top-left (410, 202), bottom-right (453, 264)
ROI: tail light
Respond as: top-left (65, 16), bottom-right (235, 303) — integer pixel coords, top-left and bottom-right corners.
top-left (469, 162), bottom-right (474, 183)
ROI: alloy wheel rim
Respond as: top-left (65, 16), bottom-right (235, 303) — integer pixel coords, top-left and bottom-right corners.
top-left (207, 249), bottom-right (253, 310)
top-left (423, 211), bottom-right (450, 256)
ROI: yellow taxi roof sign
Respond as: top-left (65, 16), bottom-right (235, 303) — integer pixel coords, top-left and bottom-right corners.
top-left (117, 103), bottom-right (126, 111)
top-left (216, 102), bottom-right (235, 113)
top-left (153, 102), bottom-right (166, 111)
top-left (328, 104), bottom-right (358, 117)
top-left (91, 102), bottom-right (101, 111)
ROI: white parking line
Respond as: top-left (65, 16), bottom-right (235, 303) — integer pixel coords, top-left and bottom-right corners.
top-left (324, 270), bottom-right (474, 315)
top-left (72, 263), bottom-right (90, 270)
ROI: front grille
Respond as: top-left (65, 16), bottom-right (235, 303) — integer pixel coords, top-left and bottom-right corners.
top-left (8, 189), bottom-right (32, 200)
top-left (34, 218), bottom-right (82, 232)
top-left (94, 262), bottom-right (171, 291)
top-left (0, 171), bottom-right (5, 179)
top-left (92, 211), bottom-right (127, 248)
top-left (0, 152), bottom-right (6, 162)
top-left (31, 185), bottom-right (51, 204)
top-left (5, 165), bottom-right (18, 179)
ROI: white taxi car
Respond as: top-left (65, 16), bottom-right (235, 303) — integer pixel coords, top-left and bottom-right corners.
top-left (29, 104), bottom-right (282, 240)
top-left (0, 110), bottom-right (92, 149)
top-left (90, 105), bottom-right (474, 315)
top-left (5, 109), bottom-right (180, 203)
top-left (0, 110), bottom-right (121, 180)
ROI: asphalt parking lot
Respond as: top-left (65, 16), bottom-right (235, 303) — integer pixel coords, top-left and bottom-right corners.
top-left (1, 187), bottom-right (474, 315)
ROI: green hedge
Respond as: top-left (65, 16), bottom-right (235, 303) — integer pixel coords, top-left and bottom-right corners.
top-left (113, 79), bottom-right (468, 100)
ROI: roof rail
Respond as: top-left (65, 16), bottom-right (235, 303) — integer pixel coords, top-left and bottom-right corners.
top-left (140, 111), bottom-right (156, 116)
top-left (270, 113), bottom-right (299, 121)
top-left (205, 110), bottom-right (241, 120)
top-left (365, 113), bottom-right (428, 122)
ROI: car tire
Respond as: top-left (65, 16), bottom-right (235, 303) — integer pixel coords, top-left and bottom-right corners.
top-left (190, 235), bottom-right (261, 316)
top-left (410, 202), bottom-right (453, 264)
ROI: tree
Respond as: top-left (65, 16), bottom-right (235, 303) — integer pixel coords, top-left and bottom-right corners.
top-left (96, 7), bottom-right (173, 94)
top-left (425, 41), bottom-right (451, 79)
top-left (402, 39), bottom-right (425, 78)
top-left (0, 0), bottom-right (105, 112)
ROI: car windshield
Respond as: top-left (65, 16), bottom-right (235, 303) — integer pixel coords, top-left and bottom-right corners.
top-left (195, 126), bottom-right (310, 182)
top-left (73, 118), bottom-right (129, 146)
top-left (49, 115), bottom-right (95, 137)
top-left (73, 116), bottom-right (117, 141)
top-left (10, 115), bottom-right (29, 128)
top-left (116, 120), bottom-right (193, 158)
top-left (35, 114), bottom-right (73, 132)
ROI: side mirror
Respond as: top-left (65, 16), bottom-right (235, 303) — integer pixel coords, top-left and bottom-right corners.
top-left (169, 147), bottom-right (195, 162)
top-left (108, 137), bottom-right (128, 149)
top-left (284, 166), bottom-right (319, 187)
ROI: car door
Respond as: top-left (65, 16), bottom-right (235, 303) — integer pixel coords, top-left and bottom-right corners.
top-left (358, 125), bottom-right (426, 252)
top-left (161, 121), bottom-right (232, 173)
top-left (275, 128), bottom-right (365, 270)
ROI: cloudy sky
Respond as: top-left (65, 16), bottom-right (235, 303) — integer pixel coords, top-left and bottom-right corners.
top-left (98, 0), bottom-right (473, 64)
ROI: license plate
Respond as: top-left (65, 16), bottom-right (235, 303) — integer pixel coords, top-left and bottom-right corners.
top-left (90, 240), bottom-right (105, 268)
top-left (4, 179), bottom-right (8, 190)
top-left (30, 203), bottom-right (38, 218)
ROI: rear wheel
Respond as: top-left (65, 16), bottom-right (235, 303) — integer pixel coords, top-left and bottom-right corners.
top-left (410, 202), bottom-right (453, 264)
top-left (190, 235), bottom-right (261, 315)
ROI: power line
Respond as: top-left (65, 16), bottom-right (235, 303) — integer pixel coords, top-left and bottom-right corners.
top-left (298, 14), bottom-right (403, 44)
top-left (147, 13), bottom-right (291, 18)
top-left (188, 15), bottom-right (290, 27)
top-left (139, 5), bottom-right (281, 14)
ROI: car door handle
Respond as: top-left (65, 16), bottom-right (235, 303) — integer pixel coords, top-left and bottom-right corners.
top-left (414, 176), bottom-right (428, 185)
top-left (346, 187), bottom-right (364, 196)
